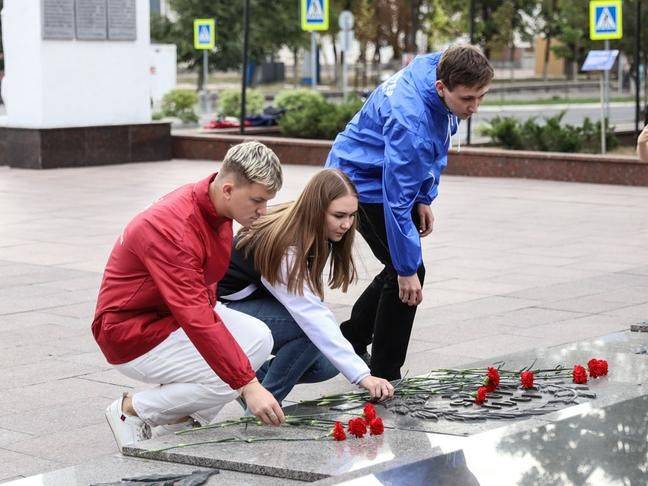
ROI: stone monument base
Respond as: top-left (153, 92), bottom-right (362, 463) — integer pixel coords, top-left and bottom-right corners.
top-left (0, 122), bottom-right (171, 169)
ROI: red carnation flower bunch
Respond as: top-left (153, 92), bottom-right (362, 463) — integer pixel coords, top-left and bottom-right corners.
top-left (520, 370), bottom-right (534, 389)
top-left (572, 358), bottom-right (609, 383)
top-left (587, 358), bottom-right (609, 378)
top-left (485, 367), bottom-right (500, 392)
top-left (474, 367), bottom-right (501, 404)
top-left (330, 403), bottom-right (385, 441)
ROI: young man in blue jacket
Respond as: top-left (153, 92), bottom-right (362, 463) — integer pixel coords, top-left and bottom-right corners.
top-left (326, 45), bottom-right (493, 380)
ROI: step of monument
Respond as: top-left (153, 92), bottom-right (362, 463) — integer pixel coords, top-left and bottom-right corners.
top-left (1, 453), bottom-right (302, 486)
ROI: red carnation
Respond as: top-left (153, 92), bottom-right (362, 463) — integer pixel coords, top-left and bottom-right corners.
top-left (520, 370), bottom-right (534, 389)
top-left (363, 403), bottom-right (377, 422)
top-left (484, 367), bottom-right (500, 392)
top-left (369, 417), bottom-right (384, 436)
top-left (348, 417), bottom-right (367, 438)
top-left (598, 359), bottom-right (608, 376)
top-left (475, 386), bottom-right (488, 405)
top-left (573, 364), bottom-right (588, 384)
top-left (332, 421), bottom-right (346, 441)
top-left (587, 358), bottom-right (609, 378)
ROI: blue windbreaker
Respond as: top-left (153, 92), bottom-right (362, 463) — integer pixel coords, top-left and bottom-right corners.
top-left (326, 52), bottom-right (458, 277)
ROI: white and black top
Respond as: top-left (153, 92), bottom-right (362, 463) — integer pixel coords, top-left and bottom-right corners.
top-left (218, 242), bottom-right (371, 385)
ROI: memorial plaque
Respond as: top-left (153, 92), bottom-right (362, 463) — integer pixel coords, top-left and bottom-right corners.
top-left (107, 0), bottom-right (137, 41)
top-left (76, 0), bottom-right (108, 40)
top-left (42, 0), bottom-right (75, 40)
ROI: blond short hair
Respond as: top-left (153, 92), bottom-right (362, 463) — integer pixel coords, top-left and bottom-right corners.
top-left (221, 141), bottom-right (283, 192)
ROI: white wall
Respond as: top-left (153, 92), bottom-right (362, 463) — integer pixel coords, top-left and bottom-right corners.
top-left (1, 0), bottom-right (151, 128)
top-left (150, 43), bottom-right (177, 107)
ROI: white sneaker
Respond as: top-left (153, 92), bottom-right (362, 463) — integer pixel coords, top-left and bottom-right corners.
top-left (104, 394), bottom-right (151, 452)
top-left (151, 418), bottom-right (197, 438)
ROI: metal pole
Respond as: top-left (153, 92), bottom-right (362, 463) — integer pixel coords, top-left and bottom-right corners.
top-left (604, 39), bottom-right (610, 121)
top-left (311, 32), bottom-right (317, 88)
top-left (618, 51), bottom-right (622, 97)
top-left (240, 0), bottom-right (250, 135)
top-left (203, 50), bottom-right (208, 92)
top-left (600, 73), bottom-right (606, 154)
top-left (342, 50), bottom-right (348, 99)
top-left (636, 0), bottom-right (642, 135)
top-left (466, 0), bottom-right (475, 145)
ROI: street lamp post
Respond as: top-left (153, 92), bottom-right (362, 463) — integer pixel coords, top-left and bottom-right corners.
top-left (240, 0), bottom-right (250, 135)
top-left (636, 0), bottom-right (642, 134)
top-left (466, 0), bottom-right (475, 145)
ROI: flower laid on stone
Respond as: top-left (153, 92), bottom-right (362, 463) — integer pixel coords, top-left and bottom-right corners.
top-left (347, 417), bottom-right (368, 438)
top-left (520, 370), bottom-right (534, 389)
top-left (587, 358), bottom-right (609, 378)
top-left (485, 367), bottom-right (500, 392)
top-left (151, 361), bottom-right (611, 454)
top-left (332, 421), bottom-right (346, 441)
top-left (573, 364), bottom-right (588, 384)
top-left (369, 417), bottom-right (384, 436)
top-left (475, 386), bottom-right (488, 405)
top-left (363, 403), bottom-right (377, 422)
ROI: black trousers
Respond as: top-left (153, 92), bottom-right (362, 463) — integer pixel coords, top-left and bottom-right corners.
top-left (341, 203), bottom-right (425, 381)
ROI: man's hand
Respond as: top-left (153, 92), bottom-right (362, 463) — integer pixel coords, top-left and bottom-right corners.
top-left (397, 274), bottom-right (422, 306)
top-left (416, 204), bottom-right (434, 237)
top-left (238, 379), bottom-right (285, 426)
top-left (359, 376), bottom-right (395, 401)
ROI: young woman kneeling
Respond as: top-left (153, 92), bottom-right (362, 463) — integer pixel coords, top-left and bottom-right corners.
top-left (218, 169), bottom-right (394, 403)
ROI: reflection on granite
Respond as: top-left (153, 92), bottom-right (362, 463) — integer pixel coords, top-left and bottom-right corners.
top-left (469, 334), bottom-right (648, 391)
top-left (2, 454), bottom-right (303, 486)
top-left (123, 417), bottom-right (465, 482)
top-left (324, 390), bottom-right (648, 484)
top-left (122, 331), bottom-right (648, 484)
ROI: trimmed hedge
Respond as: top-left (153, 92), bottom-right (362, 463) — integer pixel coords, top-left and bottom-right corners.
top-left (479, 112), bottom-right (618, 153)
top-left (274, 89), bottom-right (364, 140)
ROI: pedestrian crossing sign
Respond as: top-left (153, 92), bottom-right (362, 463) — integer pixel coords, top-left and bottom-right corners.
top-left (301, 0), bottom-right (329, 31)
top-left (194, 19), bottom-right (215, 50)
top-left (589, 0), bottom-right (622, 40)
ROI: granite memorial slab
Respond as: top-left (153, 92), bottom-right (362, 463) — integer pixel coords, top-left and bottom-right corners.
top-left (42, 0), bottom-right (75, 40)
top-left (75, 0), bottom-right (107, 41)
top-left (107, 0), bottom-right (137, 41)
top-left (123, 418), bottom-right (466, 482)
top-left (320, 394), bottom-right (648, 485)
top-left (1, 454), bottom-right (303, 486)
top-left (122, 331), bottom-right (648, 482)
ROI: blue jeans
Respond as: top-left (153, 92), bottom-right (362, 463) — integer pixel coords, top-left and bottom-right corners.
top-left (224, 296), bottom-right (339, 403)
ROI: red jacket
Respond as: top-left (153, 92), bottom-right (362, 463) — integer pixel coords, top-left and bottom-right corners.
top-left (92, 174), bottom-right (255, 390)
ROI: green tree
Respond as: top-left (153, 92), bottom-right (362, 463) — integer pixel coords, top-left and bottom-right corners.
top-left (421, 0), bottom-right (463, 52)
top-left (152, 0), bottom-right (307, 89)
top-left (551, 0), bottom-right (594, 79)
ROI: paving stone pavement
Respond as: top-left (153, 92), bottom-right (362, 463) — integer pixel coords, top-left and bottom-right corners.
top-left (1, 160), bottom-right (647, 482)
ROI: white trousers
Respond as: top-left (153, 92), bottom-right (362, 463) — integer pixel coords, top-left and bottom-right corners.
top-left (114, 302), bottom-right (272, 426)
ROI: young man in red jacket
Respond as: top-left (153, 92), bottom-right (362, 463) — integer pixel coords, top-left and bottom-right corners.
top-left (92, 141), bottom-right (284, 451)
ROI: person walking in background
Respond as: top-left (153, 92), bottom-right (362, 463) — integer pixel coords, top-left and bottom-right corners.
top-left (326, 45), bottom-right (494, 380)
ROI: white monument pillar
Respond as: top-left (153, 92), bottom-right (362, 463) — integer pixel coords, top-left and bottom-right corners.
top-left (0, 0), bottom-right (169, 168)
top-left (1, 0), bottom-right (151, 127)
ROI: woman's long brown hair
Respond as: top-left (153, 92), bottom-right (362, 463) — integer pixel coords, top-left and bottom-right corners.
top-left (236, 168), bottom-right (358, 299)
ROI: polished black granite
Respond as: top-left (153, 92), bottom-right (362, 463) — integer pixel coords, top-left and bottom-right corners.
top-left (323, 394), bottom-right (648, 485)
top-left (124, 331), bottom-right (648, 482)
top-left (0, 123), bottom-right (171, 168)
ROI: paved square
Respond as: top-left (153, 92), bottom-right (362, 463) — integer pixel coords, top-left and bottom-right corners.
top-left (1, 160), bottom-right (647, 481)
